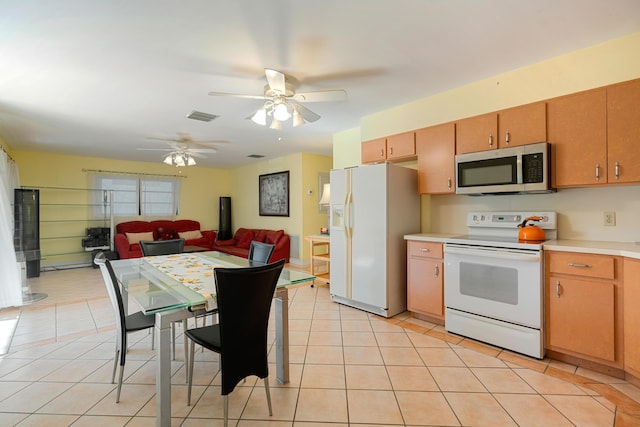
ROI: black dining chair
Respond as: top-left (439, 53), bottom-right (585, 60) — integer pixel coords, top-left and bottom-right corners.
top-left (248, 240), bottom-right (276, 264)
top-left (139, 238), bottom-right (185, 256)
top-left (139, 237), bottom-right (188, 362)
top-left (95, 252), bottom-right (156, 403)
top-left (185, 259), bottom-right (286, 426)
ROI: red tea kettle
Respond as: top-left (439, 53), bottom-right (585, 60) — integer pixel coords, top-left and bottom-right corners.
top-left (518, 216), bottom-right (546, 241)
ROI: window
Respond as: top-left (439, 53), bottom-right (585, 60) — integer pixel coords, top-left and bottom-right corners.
top-left (91, 174), bottom-right (180, 218)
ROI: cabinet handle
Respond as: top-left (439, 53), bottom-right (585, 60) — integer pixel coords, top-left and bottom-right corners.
top-left (488, 133), bottom-right (493, 147)
top-left (595, 163), bottom-right (600, 181)
top-left (380, 148), bottom-right (384, 157)
top-left (556, 280), bottom-right (561, 297)
top-left (419, 248), bottom-right (432, 253)
top-left (505, 130), bottom-right (510, 145)
top-left (447, 177), bottom-right (452, 189)
top-left (389, 146), bottom-right (393, 156)
top-left (567, 263), bottom-right (592, 268)
top-left (434, 264), bottom-right (439, 278)
top-left (615, 161), bottom-right (620, 180)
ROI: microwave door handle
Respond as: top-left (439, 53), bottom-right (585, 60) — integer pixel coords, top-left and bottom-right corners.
top-left (516, 154), bottom-right (523, 184)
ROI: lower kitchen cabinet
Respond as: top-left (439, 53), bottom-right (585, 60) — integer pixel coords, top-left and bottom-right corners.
top-left (407, 240), bottom-right (444, 323)
top-left (624, 258), bottom-right (640, 383)
top-left (545, 251), bottom-right (624, 373)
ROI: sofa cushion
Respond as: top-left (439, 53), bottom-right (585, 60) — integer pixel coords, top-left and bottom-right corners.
top-left (178, 230), bottom-right (203, 240)
top-left (236, 230), bottom-right (255, 249)
top-left (265, 229), bottom-right (284, 245)
top-left (126, 231), bottom-right (154, 245)
top-left (117, 221), bottom-right (156, 235)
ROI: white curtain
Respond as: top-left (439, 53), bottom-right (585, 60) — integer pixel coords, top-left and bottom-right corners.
top-left (0, 150), bottom-right (22, 308)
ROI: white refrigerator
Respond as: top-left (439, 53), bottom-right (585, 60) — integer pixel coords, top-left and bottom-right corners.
top-left (329, 163), bottom-right (420, 317)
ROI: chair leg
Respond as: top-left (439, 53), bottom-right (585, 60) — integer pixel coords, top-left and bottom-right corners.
top-left (264, 377), bottom-right (273, 416)
top-left (111, 349), bottom-right (119, 384)
top-left (223, 394), bottom-right (229, 427)
top-left (183, 319), bottom-right (189, 383)
top-left (172, 322), bottom-right (176, 360)
top-left (116, 363), bottom-right (125, 403)
top-left (187, 340), bottom-right (195, 405)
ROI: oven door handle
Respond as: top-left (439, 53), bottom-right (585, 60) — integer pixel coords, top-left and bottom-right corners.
top-left (444, 245), bottom-right (540, 261)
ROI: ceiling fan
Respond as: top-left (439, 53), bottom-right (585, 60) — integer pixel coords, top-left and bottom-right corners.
top-left (208, 69), bottom-right (348, 128)
top-left (137, 132), bottom-right (228, 166)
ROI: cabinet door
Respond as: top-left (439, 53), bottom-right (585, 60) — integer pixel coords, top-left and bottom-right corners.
top-left (547, 88), bottom-right (607, 187)
top-left (386, 131), bottom-right (416, 161)
top-left (361, 138), bottom-right (387, 164)
top-left (407, 241), bottom-right (443, 318)
top-left (624, 258), bottom-right (640, 376)
top-left (416, 123), bottom-right (456, 194)
top-left (498, 102), bottom-right (547, 148)
top-left (607, 79), bottom-right (640, 184)
top-left (455, 112), bottom-right (498, 154)
top-left (547, 275), bottom-right (615, 362)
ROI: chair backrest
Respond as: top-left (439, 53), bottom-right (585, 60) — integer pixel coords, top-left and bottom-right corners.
top-left (94, 252), bottom-right (126, 334)
top-left (140, 238), bottom-right (185, 256)
top-left (214, 258), bottom-right (285, 395)
top-left (248, 241), bottom-right (276, 264)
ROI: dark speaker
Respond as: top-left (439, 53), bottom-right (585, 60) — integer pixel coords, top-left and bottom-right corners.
top-left (218, 196), bottom-right (232, 240)
top-left (14, 188), bottom-right (41, 278)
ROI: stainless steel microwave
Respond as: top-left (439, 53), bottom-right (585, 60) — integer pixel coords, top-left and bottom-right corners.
top-left (455, 142), bottom-right (553, 195)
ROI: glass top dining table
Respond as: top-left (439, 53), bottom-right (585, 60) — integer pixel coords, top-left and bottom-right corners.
top-left (110, 251), bottom-right (316, 427)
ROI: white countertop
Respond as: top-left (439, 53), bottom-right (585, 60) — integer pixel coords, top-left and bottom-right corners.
top-left (404, 233), bottom-right (640, 260)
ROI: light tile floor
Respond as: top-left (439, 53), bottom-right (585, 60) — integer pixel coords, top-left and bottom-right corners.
top-left (1, 266), bottom-right (639, 426)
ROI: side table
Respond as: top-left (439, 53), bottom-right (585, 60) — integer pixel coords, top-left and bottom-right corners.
top-left (305, 234), bottom-right (330, 286)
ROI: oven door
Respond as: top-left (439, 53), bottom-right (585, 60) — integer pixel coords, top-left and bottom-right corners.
top-left (444, 243), bottom-right (542, 328)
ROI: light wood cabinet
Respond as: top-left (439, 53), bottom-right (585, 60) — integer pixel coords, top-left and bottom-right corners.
top-left (546, 251), bottom-right (623, 371)
top-left (416, 122), bottom-right (456, 194)
top-left (607, 79), bottom-right (640, 184)
top-left (407, 241), bottom-right (444, 323)
top-left (456, 102), bottom-right (546, 154)
top-left (362, 132), bottom-right (416, 164)
top-left (361, 137), bottom-right (387, 164)
top-left (548, 88), bottom-right (608, 187)
top-left (306, 234), bottom-right (330, 285)
top-left (624, 258), bottom-right (640, 382)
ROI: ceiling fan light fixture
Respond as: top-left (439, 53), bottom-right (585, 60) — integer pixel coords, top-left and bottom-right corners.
top-left (163, 153), bottom-right (173, 165)
top-left (270, 118), bottom-right (282, 130)
top-left (273, 102), bottom-right (291, 121)
top-left (251, 107), bottom-right (268, 125)
top-left (292, 108), bottom-right (305, 127)
top-left (187, 154), bottom-right (196, 166)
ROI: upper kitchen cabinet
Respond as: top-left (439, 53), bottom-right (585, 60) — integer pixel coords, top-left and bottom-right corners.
top-left (607, 79), bottom-right (640, 184)
top-left (547, 87), bottom-right (607, 187)
top-left (416, 122), bottom-right (456, 194)
top-left (362, 132), bottom-right (416, 164)
top-left (456, 102), bottom-right (546, 154)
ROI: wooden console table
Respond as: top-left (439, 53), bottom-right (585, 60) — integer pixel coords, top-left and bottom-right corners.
top-left (305, 234), bottom-right (330, 285)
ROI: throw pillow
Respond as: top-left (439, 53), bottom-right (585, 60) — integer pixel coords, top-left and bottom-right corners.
top-left (126, 231), bottom-right (154, 245)
top-left (265, 229), bottom-right (284, 245)
top-left (178, 230), bottom-right (203, 240)
top-left (236, 230), bottom-right (255, 249)
top-left (157, 227), bottom-right (178, 240)
top-left (254, 229), bottom-right (267, 243)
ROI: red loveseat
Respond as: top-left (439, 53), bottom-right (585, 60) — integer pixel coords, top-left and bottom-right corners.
top-left (213, 227), bottom-right (290, 262)
top-left (114, 220), bottom-right (217, 259)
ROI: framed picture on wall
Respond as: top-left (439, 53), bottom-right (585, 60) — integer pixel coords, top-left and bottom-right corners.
top-left (259, 171), bottom-right (289, 217)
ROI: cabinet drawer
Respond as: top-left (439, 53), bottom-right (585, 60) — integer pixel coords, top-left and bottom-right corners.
top-left (548, 252), bottom-right (615, 280)
top-left (408, 241), bottom-right (442, 259)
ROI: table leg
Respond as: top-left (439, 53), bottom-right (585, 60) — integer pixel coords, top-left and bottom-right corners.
top-left (274, 287), bottom-right (289, 384)
top-left (155, 310), bottom-right (187, 427)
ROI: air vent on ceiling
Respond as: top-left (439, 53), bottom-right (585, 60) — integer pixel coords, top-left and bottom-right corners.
top-left (247, 154), bottom-right (265, 159)
top-left (186, 110), bottom-right (218, 122)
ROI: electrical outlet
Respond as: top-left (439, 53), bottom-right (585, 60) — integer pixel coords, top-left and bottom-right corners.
top-left (604, 211), bottom-right (616, 226)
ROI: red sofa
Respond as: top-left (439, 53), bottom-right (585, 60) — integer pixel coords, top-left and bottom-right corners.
top-left (114, 220), bottom-right (217, 259)
top-left (213, 227), bottom-right (290, 262)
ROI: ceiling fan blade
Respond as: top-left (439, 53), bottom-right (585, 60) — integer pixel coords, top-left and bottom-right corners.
top-left (294, 103), bottom-right (321, 122)
top-left (188, 148), bottom-right (217, 154)
top-left (136, 148), bottom-right (174, 152)
top-left (187, 152), bottom-right (207, 158)
top-left (265, 69), bottom-right (286, 95)
top-left (208, 91), bottom-right (267, 100)
top-left (292, 89), bottom-right (348, 103)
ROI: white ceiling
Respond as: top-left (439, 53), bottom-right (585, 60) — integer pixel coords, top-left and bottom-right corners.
top-left (2, 0), bottom-right (640, 169)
